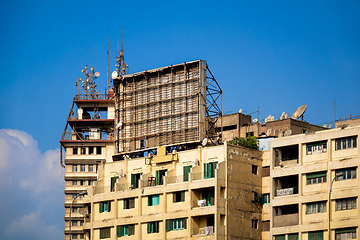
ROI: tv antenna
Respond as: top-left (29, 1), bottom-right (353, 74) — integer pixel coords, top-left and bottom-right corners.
top-left (113, 27), bottom-right (129, 80)
top-left (75, 65), bottom-right (100, 99)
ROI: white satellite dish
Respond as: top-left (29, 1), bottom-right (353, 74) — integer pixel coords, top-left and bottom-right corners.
top-left (111, 71), bottom-right (118, 79)
top-left (328, 124), bottom-right (332, 129)
top-left (271, 116), bottom-right (274, 121)
top-left (253, 118), bottom-right (258, 123)
top-left (238, 109), bottom-right (242, 113)
top-left (280, 112), bottom-right (285, 120)
top-left (284, 113), bottom-right (288, 119)
top-left (323, 123), bottom-right (327, 128)
top-left (202, 138), bottom-right (208, 147)
top-left (278, 131), bottom-right (283, 137)
top-left (119, 169), bottom-right (123, 176)
top-left (292, 104), bottom-right (307, 119)
top-left (284, 129), bottom-right (292, 136)
top-left (266, 128), bottom-right (273, 136)
top-left (94, 72), bottom-right (100, 78)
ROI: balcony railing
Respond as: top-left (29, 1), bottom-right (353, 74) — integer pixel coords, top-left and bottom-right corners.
top-left (62, 131), bottom-right (113, 141)
top-left (193, 198), bottom-right (215, 208)
top-left (74, 94), bottom-right (111, 100)
top-left (191, 226), bottom-right (214, 236)
top-left (273, 213), bottom-right (299, 227)
top-left (275, 187), bottom-right (296, 197)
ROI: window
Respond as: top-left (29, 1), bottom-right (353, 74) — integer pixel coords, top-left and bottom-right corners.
top-left (156, 170), bottom-right (167, 185)
top-left (335, 228), bottom-right (356, 240)
top-left (72, 234), bottom-right (78, 239)
top-left (72, 180), bottom-right (78, 186)
top-left (309, 231), bottom-right (323, 240)
top-left (100, 227), bottom-right (111, 239)
top-left (335, 136), bottom-right (357, 151)
top-left (336, 168), bottom-right (357, 181)
top-left (274, 235), bottom-right (285, 240)
top-left (81, 147), bottom-right (86, 154)
top-left (131, 173), bottom-right (142, 189)
top-left (79, 220), bottom-right (84, 226)
top-left (89, 180), bottom-right (94, 185)
top-left (262, 221), bottom-right (270, 231)
top-left (148, 195), bottom-right (160, 206)
top-left (72, 207), bottom-right (78, 213)
top-left (72, 165), bottom-right (78, 172)
top-left (117, 225), bottom-right (135, 237)
top-left (111, 176), bottom-right (119, 192)
top-left (99, 201), bottom-right (111, 213)
top-left (252, 165), bottom-right (258, 175)
top-left (72, 220), bottom-right (77, 226)
top-left (173, 191), bottom-right (185, 203)
top-left (80, 164), bottom-right (86, 172)
top-left (123, 198), bottom-right (135, 209)
top-left (183, 166), bottom-right (192, 182)
top-left (252, 219), bottom-right (258, 229)
top-left (262, 166), bottom-right (270, 177)
top-left (166, 218), bottom-right (186, 231)
top-left (307, 172), bottom-right (327, 184)
top-left (81, 180), bottom-right (87, 186)
top-left (251, 192), bottom-right (261, 202)
top-left (79, 234), bottom-right (84, 239)
top-left (306, 202), bottom-right (327, 214)
top-left (96, 146), bottom-right (102, 154)
top-left (72, 194), bottom-right (77, 200)
top-left (306, 141), bottom-right (327, 155)
top-left (147, 221), bottom-right (160, 234)
top-left (262, 194), bottom-right (270, 204)
top-left (288, 233), bottom-right (298, 240)
top-left (204, 162), bottom-right (218, 179)
top-left (89, 146), bottom-right (94, 154)
top-left (73, 147), bottom-right (78, 155)
top-left (336, 198), bottom-right (357, 211)
top-left (88, 164), bottom-right (94, 172)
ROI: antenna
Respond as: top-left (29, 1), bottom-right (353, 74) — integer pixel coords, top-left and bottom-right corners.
top-left (106, 32), bottom-right (109, 95)
top-left (115, 27), bottom-right (128, 77)
top-left (202, 138), bottom-right (208, 147)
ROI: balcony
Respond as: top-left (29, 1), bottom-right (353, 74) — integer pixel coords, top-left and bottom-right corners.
top-left (191, 226), bottom-right (215, 237)
top-left (274, 175), bottom-right (298, 197)
top-left (62, 129), bottom-right (113, 141)
top-left (273, 204), bottom-right (299, 227)
top-left (274, 145), bottom-right (299, 167)
top-left (191, 215), bottom-right (215, 237)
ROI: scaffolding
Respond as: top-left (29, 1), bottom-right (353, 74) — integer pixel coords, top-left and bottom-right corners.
top-left (113, 60), bottom-right (222, 155)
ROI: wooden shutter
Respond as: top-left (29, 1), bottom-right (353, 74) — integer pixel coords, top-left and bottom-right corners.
top-left (183, 218), bottom-right (187, 229)
top-left (166, 220), bottom-right (171, 231)
top-left (130, 198), bottom-right (135, 208)
top-left (117, 226), bottom-right (124, 237)
top-left (129, 225), bottom-right (135, 235)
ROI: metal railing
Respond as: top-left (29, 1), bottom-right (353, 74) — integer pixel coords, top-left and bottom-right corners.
top-left (74, 94), bottom-right (111, 100)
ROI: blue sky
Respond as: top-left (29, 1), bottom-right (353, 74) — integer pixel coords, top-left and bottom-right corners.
top-left (0, 1), bottom-right (359, 240)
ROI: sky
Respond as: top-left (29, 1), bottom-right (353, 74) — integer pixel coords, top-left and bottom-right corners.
top-left (0, 1), bottom-right (359, 239)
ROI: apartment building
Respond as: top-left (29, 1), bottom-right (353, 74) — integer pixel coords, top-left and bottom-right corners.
top-left (262, 125), bottom-right (360, 240)
top-left (60, 73), bottom-right (116, 240)
top-left (82, 142), bottom-right (263, 240)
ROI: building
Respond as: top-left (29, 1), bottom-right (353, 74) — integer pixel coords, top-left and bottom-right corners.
top-left (60, 66), bottom-right (116, 240)
top-left (262, 125), bottom-right (360, 240)
top-left (82, 143), bottom-right (263, 239)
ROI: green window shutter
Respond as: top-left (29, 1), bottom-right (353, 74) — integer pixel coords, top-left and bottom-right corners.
top-left (181, 191), bottom-right (185, 202)
top-left (129, 225), bottom-right (134, 235)
top-left (100, 202), bottom-right (104, 213)
top-left (335, 228), bottom-right (356, 234)
top-left (108, 201), bottom-right (111, 212)
top-left (148, 196), bottom-right (151, 206)
top-left (183, 166), bottom-right (191, 182)
top-left (166, 220), bottom-right (171, 231)
top-left (117, 226), bottom-right (124, 237)
top-left (154, 195), bottom-right (159, 205)
top-left (306, 172), bottom-right (327, 179)
top-left (156, 171), bottom-right (160, 185)
top-left (288, 233), bottom-right (298, 240)
top-left (275, 235), bottom-right (285, 240)
top-left (204, 163), bottom-right (209, 179)
top-left (111, 176), bottom-right (119, 191)
top-left (147, 223), bottom-right (151, 234)
top-left (183, 218), bottom-right (187, 229)
top-left (131, 174), bottom-right (136, 189)
top-left (130, 198), bottom-right (134, 208)
top-left (212, 162), bottom-right (218, 178)
top-left (173, 193), bottom-right (176, 202)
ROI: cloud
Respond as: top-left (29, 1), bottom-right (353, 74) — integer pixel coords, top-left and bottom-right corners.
top-left (0, 129), bottom-right (64, 240)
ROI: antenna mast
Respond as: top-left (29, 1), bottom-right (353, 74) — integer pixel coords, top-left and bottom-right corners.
top-left (106, 33), bottom-right (109, 95)
top-left (115, 27), bottom-right (128, 76)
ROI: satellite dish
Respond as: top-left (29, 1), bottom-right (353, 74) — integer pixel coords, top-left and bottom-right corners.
top-left (253, 118), bottom-right (258, 123)
top-left (328, 124), bottom-right (332, 129)
top-left (79, 207), bottom-right (89, 216)
top-left (278, 131), bottom-right (283, 137)
top-left (202, 138), bottom-right (208, 147)
top-left (323, 123), bottom-right (327, 128)
top-left (292, 104), bottom-right (307, 119)
top-left (266, 128), bottom-right (273, 136)
top-left (111, 71), bottom-right (118, 79)
top-left (94, 72), bottom-right (100, 78)
top-left (119, 169), bottom-right (123, 176)
top-left (284, 113), bottom-right (288, 119)
top-left (239, 109), bottom-right (242, 113)
top-left (280, 112), bottom-right (285, 120)
top-left (271, 116), bottom-right (274, 121)
top-left (284, 129), bottom-right (292, 136)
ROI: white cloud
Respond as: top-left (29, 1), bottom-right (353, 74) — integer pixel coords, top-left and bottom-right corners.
top-left (0, 129), bottom-right (64, 240)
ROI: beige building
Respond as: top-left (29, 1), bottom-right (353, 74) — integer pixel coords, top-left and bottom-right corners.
top-left (82, 143), bottom-right (263, 240)
top-left (60, 90), bottom-right (115, 240)
top-left (262, 125), bottom-right (360, 240)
